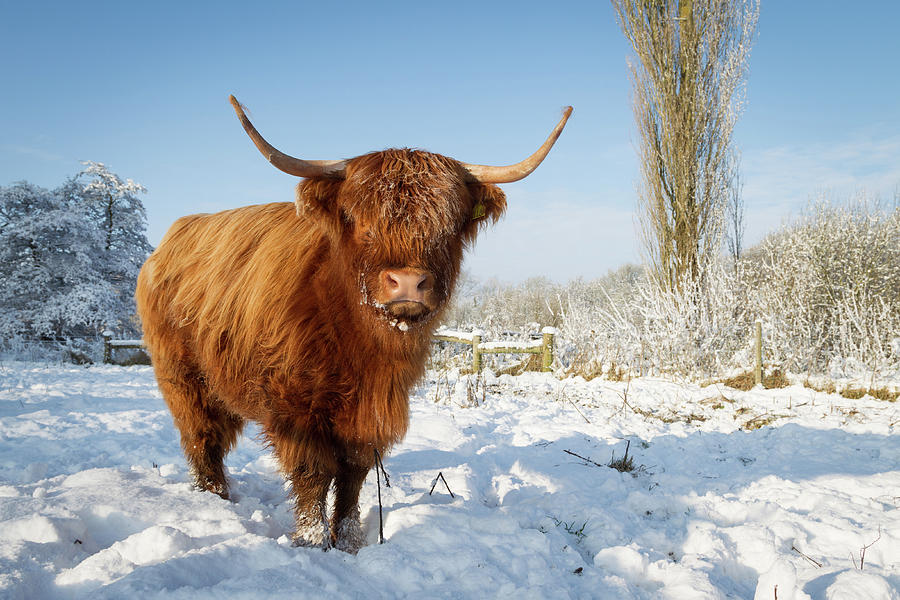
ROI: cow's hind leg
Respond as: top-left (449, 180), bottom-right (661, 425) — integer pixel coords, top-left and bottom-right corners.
top-left (154, 357), bottom-right (243, 499)
top-left (331, 452), bottom-right (373, 553)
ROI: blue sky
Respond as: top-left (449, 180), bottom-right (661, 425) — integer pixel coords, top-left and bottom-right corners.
top-left (2, 1), bottom-right (898, 283)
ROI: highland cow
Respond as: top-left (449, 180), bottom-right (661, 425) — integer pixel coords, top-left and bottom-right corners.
top-left (135, 96), bottom-right (571, 552)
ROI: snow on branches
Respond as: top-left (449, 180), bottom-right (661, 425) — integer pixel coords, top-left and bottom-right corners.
top-left (0, 164), bottom-right (152, 358)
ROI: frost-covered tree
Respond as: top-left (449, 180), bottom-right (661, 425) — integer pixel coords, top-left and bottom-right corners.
top-left (725, 160), bottom-right (745, 266)
top-left (0, 181), bottom-right (116, 344)
top-left (58, 162), bottom-right (152, 336)
top-left (64, 161), bottom-right (152, 282)
top-left (443, 276), bottom-right (562, 336)
top-left (746, 194), bottom-right (900, 376)
top-left (1, 164), bottom-right (152, 357)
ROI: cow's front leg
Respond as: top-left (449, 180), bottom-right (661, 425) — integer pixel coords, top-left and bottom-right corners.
top-left (331, 453), bottom-right (372, 553)
top-left (268, 428), bottom-right (335, 549)
top-left (289, 464), bottom-right (333, 548)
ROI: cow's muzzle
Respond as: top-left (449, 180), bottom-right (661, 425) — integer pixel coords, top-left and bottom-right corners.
top-left (378, 268), bottom-right (437, 319)
top-left (386, 300), bottom-right (429, 319)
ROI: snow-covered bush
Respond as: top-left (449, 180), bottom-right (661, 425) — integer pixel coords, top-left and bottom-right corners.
top-left (555, 264), bottom-right (644, 377)
top-left (443, 275), bottom-right (563, 338)
top-left (558, 261), bottom-right (750, 378)
top-left (745, 193), bottom-right (899, 378)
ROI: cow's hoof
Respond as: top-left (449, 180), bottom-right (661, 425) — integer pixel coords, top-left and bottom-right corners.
top-left (292, 515), bottom-right (331, 551)
top-left (332, 515), bottom-right (365, 554)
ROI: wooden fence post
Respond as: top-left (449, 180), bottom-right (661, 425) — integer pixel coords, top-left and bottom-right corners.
top-left (541, 327), bottom-right (556, 372)
top-left (472, 330), bottom-right (483, 372)
top-left (754, 320), bottom-right (762, 386)
top-left (102, 330), bottom-right (113, 364)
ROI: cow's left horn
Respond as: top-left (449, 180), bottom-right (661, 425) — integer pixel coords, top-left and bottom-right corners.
top-left (229, 95), bottom-right (347, 179)
top-left (460, 106), bottom-right (573, 184)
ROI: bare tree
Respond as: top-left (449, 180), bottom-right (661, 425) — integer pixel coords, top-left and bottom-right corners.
top-left (612, 0), bottom-right (758, 290)
top-left (725, 153), bottom-right (745, 266)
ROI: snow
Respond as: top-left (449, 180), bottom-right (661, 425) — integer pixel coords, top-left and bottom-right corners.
top-left (107, 340), bottom-right (144, 347)
top-left (479, 339), bottom-right (543, 351)
top-left (1, 362), bottom-right (898, 598)
top-left (434, 326), bottom-right (477, 342)
top-left (434, 327), bottom-right (544, 352)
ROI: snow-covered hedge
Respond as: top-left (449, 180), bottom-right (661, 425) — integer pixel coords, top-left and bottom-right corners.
top-left (746, 194), bottom-right (899, 378)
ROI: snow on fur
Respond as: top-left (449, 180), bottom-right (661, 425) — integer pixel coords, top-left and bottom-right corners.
top-left (1, 363), bottom-right (898, 598)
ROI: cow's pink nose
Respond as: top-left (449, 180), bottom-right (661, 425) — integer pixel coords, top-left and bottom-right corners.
top-left (380, 269), bottom-right (434, 304)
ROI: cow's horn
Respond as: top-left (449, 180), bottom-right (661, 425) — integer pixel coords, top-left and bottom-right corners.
top-left (229, 95), bottom-right (347, 179)
top-left (460, 106), bottom-right (573, 184)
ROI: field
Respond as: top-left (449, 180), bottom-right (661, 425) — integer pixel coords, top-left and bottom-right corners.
top-left (1, 362), bottom-right (898, 599)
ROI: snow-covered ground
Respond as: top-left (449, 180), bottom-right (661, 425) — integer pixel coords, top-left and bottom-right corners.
top-left (1, 362), bottom-right (898, 599)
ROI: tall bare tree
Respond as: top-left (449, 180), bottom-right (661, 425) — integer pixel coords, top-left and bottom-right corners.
top-left (725, 154), bottom-right (745, 267)
top-left (612, 0), bottom-right (758, 289)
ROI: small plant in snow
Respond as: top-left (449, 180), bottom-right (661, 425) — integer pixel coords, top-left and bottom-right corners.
top-left (608, 439), bottom-right (636, 473)
top-left (850, 526), bottom-right (882, 571)
top-left (549, 516), bottom-right (589, 542)
top-left (464, 371), bottom-right (486, 407)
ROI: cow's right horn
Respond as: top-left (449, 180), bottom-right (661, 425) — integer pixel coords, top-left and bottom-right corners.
top-left (229, 95), bottom-right (347, 179)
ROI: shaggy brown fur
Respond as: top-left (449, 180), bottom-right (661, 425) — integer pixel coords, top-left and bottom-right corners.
top-left (136, 149), bottom-right (506, 552)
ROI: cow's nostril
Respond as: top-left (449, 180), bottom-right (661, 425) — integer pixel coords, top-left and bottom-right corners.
top-left (380, 269), bottom-right (433, 304)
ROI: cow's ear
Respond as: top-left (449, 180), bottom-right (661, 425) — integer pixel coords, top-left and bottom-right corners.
top-left (463, 183), bottom-right (507, 242)
top-left (295, 179), bottom-right (343, 239)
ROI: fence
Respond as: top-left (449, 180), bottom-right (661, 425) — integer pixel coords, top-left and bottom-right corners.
top-left (101, 332), bottom-right (146, 364)
top-left (103, 327), bottom-right (558, 372)
top-left (86, 321), bottom-right (871, 386)
top-left (754, 320), bottom-right (762, 385)
top-left (433, 327), bottom-right (556, 373)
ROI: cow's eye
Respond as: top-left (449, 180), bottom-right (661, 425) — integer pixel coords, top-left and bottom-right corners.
top-left (356, 229), bottom-right (376, 244)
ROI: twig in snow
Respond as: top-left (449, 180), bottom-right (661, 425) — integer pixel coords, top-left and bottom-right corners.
top-left (617, 377), bottom-right (633, 414)
top-left (791, 544), bottom-right (823, 568)
top-left (555, 383), bottom-right (590, 423)
top-left (855, 526), bottom-right (882, 571)
top-left (565, 395), bottom-right (591, 424)
top-left (373, 448), bottom-right (389, 544)
top-left (564, 449), bottom-right (605, 468)
top-left (374, 449), bottom-right (390, 488)
top-left (429, 471), bottom-right (455, 498)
